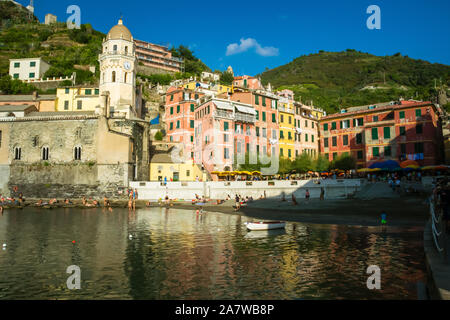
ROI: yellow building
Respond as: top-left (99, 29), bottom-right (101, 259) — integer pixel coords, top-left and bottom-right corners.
top-left (55, 86), bottom-right (100, 112)
top-left (183, 81), bottom-right (233, 95)
top-left (150, 153), bottom-right (203, 181)
top-left (311, 107), bottom-right (325, 119)
top-left (278, 100), bottom-right (296, 160)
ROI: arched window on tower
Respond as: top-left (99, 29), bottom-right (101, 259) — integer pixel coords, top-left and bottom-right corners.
top-left (124, 72), bottom-right (127, 83)
top-left (125, 46), bottom-right (128, 55)
top-left (113, 45), bottom-right (117, 54)
top-left (112, 71), bottom-right (116, 82)
top-left (42, 146), bottom-right (49, 161)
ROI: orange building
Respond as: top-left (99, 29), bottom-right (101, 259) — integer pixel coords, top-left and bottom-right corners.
top-left (135, 39), bottom-right (184, 73)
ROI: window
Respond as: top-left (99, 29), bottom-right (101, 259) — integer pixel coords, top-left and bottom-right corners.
top-left (85, 89), bottom-right (92, 95)
top-left (125, 46), bottom-right (128, 55)
top-left (77, 100), bottom-right (82, 110)
top-left (414, 142), bottom-right (424, 153)
top-left (224, 122), bottom-right (229, 131)
top-left (255, 95), bottom-right (259, 105)
top-left (256, 127), bottom-right (259, 137)
top-left (373, 116), bottom-right (378, 122)
top-left (262, 112), bottom-right (266, 122)
top-left (305, 120), bottom-right (308, 127)
top-left (280, 131), bottom-right (284, 139)
top-left (399, 111), bottom-right (405, 119)
top-left (30, 61), bottom-right (36, 67)
top-left (190, 104), bottom-right (194, 112)
top-left (113, 44), bottom-right (117, 53)
top-left (373, 147), bottom-right (379, 157)
top-left (357, 150), bottom-right (363, 159)
top-left (280, 115), bottom-right (284, 123)
top-left (272, 130), bottom-right (277, 139)
top-left (190, 120), bottom-right (194, 128)
top-left (384, 127), bottom-right (391, 139)
top-left (64, 101), bottom-right (69, 110)
top-left (401, 144), bottom-right (406, 154)
top-left (305, 134), bottom-right (308, 142)
top-left (224, 148), bottom-right (230, 159)
top-left (288, 149), bottom-right (291, 158)
top-left (186, 170), bottom-right (190, 177)
top-left (65, 88), bottom-right (70, 94)
top-left (74, 146), bottom-right (82, 160)
top-left (262, 128), bottom-right (267, 138)
top-left (324, 123), bottom-right (328, 131)
top-left (14, 147), bottom-right (21, 160)
top-left (288, 131), bottom-right (292, 140)
top-left (324, 138), bottom-right (329, 148)
top-left (177, 105), bottom-right (180, 113)
top-left (42, 147), bottom-right (49, 160)
top-left (356, 133), bottom-right (362, 144)
top-left (416, 124), bottom-right (423, 134)
top-left (400, 126), bottom-right (406, 135)
top-left (29, 73), bottom-right (35, 78)
top-left (262, 96), bottom-right (266, 106)
top-left (13, 74), bottom-right (19, 79)
top-left (170, 107), bottom-right (173, 115)
top-left (224, 134), bottom-right (229, 142)
top-left (312, 135), bottom-right (314, 143)
top-left (195, 94), bottom-right (199, 99)
top-left (256, 111), bottom-right (259, 120)
top-left (170, 94), bottom-right (174, 101)
top-left (280, 148), bottom-right (284, 156)
top-left (272, 113), bottom-right (276, 122)
top-left (170, 122), bottom-right (173, 130)
top-left (343, 135), bottom-right (348, 146)
top-left (415, 109), bottom-right (421, 117)
top-left (332, 136), bottom-right (337, 147)
top-left (384, 146), bottom-right (391, 157)
top-left (176, 120), bottom-right (180, 128)
top-left (371, 127), bottom-right (378, 140)
top-left (14, 62), bottom-right (20, 68)
top-left (95, 89), bottom-right (99, 95)
top-left (112, 71), bottom-right (116, 82)
top-left (191, 136), bottom-right (193, 142)
top-left (124, 73), bottom-right (127, 83)
top-left (331, 122), bottom-right (336, 130)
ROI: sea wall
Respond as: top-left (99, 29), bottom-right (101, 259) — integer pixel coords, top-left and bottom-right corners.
top-left (129, 179), bottom-right (362, 200)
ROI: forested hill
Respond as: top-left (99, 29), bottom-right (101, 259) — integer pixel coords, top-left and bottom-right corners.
top-left (259, 50), bottom-right (450, 113)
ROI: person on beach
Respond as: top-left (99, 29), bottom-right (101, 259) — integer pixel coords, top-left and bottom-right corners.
top-left (128, 198), bottom-right (133, 210)
top-left (82, 197), bottom-right (87, 206)
top-left (305, 189), bottom-right (310, 202)
top-left (381, 211), bottom-right (387, 230)
top-left (0, 206), bottom-right (3, 214)
top-left (234, 194), bottom-right (240, 211)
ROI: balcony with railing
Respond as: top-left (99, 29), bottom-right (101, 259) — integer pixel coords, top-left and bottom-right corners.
top-left (213, 110), bottom-right (234, 120)
top-left (278, 105), bottom-right (294, 114)
top-left (235, 113), bottom-right (256, 123)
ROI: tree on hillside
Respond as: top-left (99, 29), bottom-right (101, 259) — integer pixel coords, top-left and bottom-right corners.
top-left (0, 75), bottom-right (37, 94)
top-left (220, 71), bottom-right (234, 85)
top-left (170, 45), bottom-right (210, 75)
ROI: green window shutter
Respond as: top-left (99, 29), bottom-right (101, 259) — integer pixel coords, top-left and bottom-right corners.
top-left (177, 105), bottom-right (180, 113)
top-left (95, 89), bottom-right (99, 95)
top-left (399, 111), bottom-right (405, 119)
top-left (190, 136), bottom-right (193, 142)
top-left (305, 134), bottom-right (308, 142)
top-left (170, 122), bottom-right (173, 130)
top-left (331, 122), bottom-right (336, 130)
top-left (256, 127), bottom-right (260, 136)
top-left (262, 96), bottom-right (266, 106)
top-left (400, 126), bottom-right (406, 135)
top-left (324, 138), bottom-right (329, 148)
top-left (357, 150), bottom-right (363, 159)
top-left (371, 128), bottom-right (378, 140)
top-left (384, 146), bottom-right (391, 156)
top-left (373, 147), bottom-right (379, 157)
top-left (170, 107), bottom-right (173, 115)
top-left (262, 112), bottom-right (266, 121)
top-left (272, 113), bottom-right (276, 122)
top-left (256, 111), bottom-right (259, 120)
top-left (324, 123), bottom-right (328, 131)
top-left (190, 104), bottom-right (194, 112)
top-left (224, 122), bottom-right (228, 131)
top-left (275, 100), bottom-right (278, 109)
top-left (190, 120), bottom-right (194, 128)
top-left (176, 120), bottom-right (180, 128)
top-left (415, 109), bottom-right (421, 117)
top-left (353, 119), bottom-right (356, 127)
top-left (356, 133), bottom-right (362, 144)
top-left (170, 95), bottom-right (173, 101)
top-left (312, 135), bottom-right (314, 143)
top-left (255, 95), bottom-right (259, 105)
top-left (383, 127), bottom-right (390, 139)
top-left (343, 135), bottom-right (348, 145)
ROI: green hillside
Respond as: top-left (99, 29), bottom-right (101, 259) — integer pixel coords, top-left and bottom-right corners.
top-left (259, 50), bottom-right (450, 113)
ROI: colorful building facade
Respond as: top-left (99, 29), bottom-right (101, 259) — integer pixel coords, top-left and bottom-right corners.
top-left (134, 39), bottom-right (184, 73)
top-left (319, 100), bottom-right (443, 167)
top-left (55, 86), bottom-right (100, 112)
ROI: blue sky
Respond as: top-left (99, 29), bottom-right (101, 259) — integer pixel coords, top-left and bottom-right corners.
top-left (18, 0), bottom-right (450, 75)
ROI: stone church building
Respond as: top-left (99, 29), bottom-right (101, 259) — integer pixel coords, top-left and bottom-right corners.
top-left (0, 19), bottom-right (149, 198)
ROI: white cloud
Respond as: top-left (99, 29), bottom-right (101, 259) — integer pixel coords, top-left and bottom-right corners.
top-left (226, 38), bottom-right (279, 57)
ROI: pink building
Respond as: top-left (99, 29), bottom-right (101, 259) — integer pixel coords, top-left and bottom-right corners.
top-left (293, 101), bottom-right (320, 157)
top-left (230, 91), bottom-right (280, 158)
top-left (233, 75), bottom-right (263, 90)
top-left (164, 86), bottom-right (205, 160)
top-left (193, 98), bottom-right (257, 178)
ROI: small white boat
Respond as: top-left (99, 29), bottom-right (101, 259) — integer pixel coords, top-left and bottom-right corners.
top-left (244, 221), bottom-right (286, 231)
